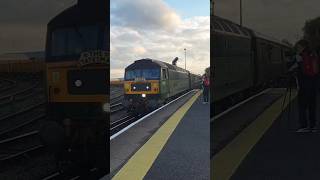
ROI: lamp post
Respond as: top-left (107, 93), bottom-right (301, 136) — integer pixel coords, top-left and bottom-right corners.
top-left (184, 48), bottom-right (187, 70)
top-left (240, 0), bottom-right (243, 26)
top-left (212, 0), bottom-right (214, 17)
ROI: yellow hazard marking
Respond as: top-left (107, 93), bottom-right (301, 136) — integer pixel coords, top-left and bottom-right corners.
top-left (212, 89), bottom-right (297, 180)
top-left (113, 90), bottom-right (202, 180)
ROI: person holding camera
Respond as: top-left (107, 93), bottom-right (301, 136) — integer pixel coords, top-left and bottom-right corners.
top-left (291, 39), bottom-right (320, 132)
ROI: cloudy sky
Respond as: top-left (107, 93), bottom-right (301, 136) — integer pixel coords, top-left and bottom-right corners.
top-left (215, 0), bottom-right (320, 44)
top-left (110, 0), bottom-right (210, 79)
top-left (0, 0), bottom-right (76, 54)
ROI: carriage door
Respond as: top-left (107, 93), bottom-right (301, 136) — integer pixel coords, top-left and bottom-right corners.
top-left (161, 68), bottom-right (169, 98)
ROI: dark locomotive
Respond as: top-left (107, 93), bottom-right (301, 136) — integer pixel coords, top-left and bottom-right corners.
top-left (123, 58), bottom-right (202, 113)
top-left (40, 0), bottom-right (108, 177)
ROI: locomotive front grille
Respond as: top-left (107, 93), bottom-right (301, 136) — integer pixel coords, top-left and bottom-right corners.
top-left (67, 69), bottom-right (107, 95)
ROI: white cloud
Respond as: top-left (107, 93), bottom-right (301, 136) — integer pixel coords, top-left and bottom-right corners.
top-left (111, 0), bottom-right (210, 78)
top-left (111, 0), bottom-right (181, 31)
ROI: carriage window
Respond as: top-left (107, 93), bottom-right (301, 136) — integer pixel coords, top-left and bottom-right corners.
top-left (162, 69), bottom-right (167, 79)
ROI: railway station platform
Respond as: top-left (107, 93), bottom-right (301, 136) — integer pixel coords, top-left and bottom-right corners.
top-left (212, 88), bottom-right (320, 180)
top-left (106, 89), bottom-right (210, 180)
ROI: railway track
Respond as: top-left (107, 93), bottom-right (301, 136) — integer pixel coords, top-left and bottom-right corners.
top-left (110, 102), bottom-right (124, 114)
top-left (110, 90), bottom-right (197, 138)
top-left (0, 76), bottom-right (52, 179)
top-left (0, 76), bottom-right (46, 164)
top-left (110, 115), bottom-right (137, 136)
top-left (0, 130), bottom-right (44, 162)
top-left (0, 101), bottom-right (46, 162)
top-left (110, 93), bottom-right (124, 114)
top-left (0, 102), bottom-right (45, 137)
top-left (42, 168), bottom-right (100, 180)
top-left (0, 76), bottom-right (38, 98)
top-left (0, 83), bottom-right (41, 107)
top-left (0, 78), bottom-right (16, 93)
top-left (110, 94), bottom-right (123, 104)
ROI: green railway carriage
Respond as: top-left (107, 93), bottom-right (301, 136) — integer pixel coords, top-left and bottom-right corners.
top-left (212, 16), bottom-right (253, 102)
top-left (251, 31), bottom-right (291, 85)
top-left (189, 73), bottom-right (202, 89)
top-left (123, 58), bottom-right (201, 112)
top-left (212, 16), bottom-right (292, 116)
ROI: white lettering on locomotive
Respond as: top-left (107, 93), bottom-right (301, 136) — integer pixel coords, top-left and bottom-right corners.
top-left (78, 50), bottom-right (109, 66)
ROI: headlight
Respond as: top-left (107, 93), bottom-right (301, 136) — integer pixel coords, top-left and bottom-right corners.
top-left (102, 103), bottom-right (110, 112)
top-left (75, 80), bottom-right (82, 87)
top-left (142, 94), bottom-right (146, 98)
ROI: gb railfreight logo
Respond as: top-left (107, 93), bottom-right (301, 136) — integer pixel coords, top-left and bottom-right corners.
top-left (78, 50), bottom-right (109, 66)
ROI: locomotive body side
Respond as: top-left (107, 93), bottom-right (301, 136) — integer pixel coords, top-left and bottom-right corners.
top-left (250, 31), bottom-right (290, 86)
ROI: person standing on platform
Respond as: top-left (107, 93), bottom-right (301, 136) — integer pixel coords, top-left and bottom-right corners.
top-left (202, 73), bottom-right (210, 104)
top-left (294, 39), bottom-right (319, 132)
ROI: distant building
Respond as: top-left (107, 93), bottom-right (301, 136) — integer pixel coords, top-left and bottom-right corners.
top-left (110, 78), bottom-right (124, 81)
top-left (0, 51), bottom-right (45, 61)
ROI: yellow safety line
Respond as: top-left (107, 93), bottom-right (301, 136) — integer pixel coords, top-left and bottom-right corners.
top-left (113, 90), bottom-right (202, 180)
top-left (212, 89), bottom-right (297, 180)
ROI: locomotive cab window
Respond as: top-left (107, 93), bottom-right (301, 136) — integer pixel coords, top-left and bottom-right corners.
top-left (125, 69), bottom-right (160, 80)
top-left (50, 25), bottom-right (99, 58)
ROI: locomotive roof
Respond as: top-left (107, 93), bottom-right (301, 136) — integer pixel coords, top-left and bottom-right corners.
top-left (48, 0), bottom-right (107, 28)
top-left (126, 58), bottom-right (189, 73)
top-left (213, 16), bottom-right (292, 48)
top-left (212, 16), bottom-right (251, 38)
top-left (251, 31), bottom-right (292, 48)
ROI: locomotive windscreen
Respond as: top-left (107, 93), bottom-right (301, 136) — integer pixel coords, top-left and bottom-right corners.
top-left (125, 69), bottom-right (160, 80)
top-left (49, 25), bottom-right (99, 59)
